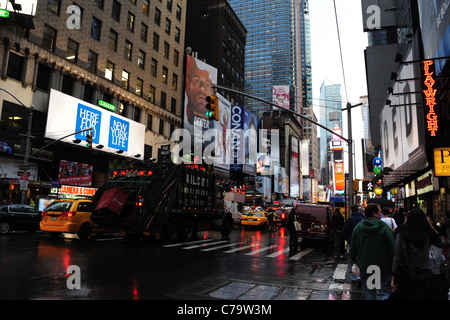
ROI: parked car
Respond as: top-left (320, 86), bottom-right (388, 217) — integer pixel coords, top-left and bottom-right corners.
top-left (40, 199), bottom-right (94, 240)
top-left (0, 204), bottom-right (41, 234)
top-left (294, 204), bottom-right (333, 242)
top-left (241, 211), bottom-right (268, 229)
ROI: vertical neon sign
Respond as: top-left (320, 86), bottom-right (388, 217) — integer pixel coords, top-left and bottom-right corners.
top-left (423, 60), bottom-right (438, 137)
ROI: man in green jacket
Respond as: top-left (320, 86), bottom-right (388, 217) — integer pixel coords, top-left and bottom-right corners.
top-left (350, 203), bottom-right (395, 300)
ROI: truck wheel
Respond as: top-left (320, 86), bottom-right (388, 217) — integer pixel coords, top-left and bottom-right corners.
top-left (181, 218), bottom-right (195, 241)
top-left (163, 218), bottom-right (180, 243)
top-left (77, 224), bottom-right (92, 240)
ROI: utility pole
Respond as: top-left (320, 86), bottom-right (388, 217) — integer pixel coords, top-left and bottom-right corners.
top-left (21, 105), bottom-right (33, 204)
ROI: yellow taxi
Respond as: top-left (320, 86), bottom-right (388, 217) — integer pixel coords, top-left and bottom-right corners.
top-left (40, 199), bottom-right (94, 240)
top-left (240, 211), bottom-right (268, 229)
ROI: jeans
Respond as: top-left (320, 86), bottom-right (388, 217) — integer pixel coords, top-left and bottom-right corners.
top-left (360, 272), bottom-right (392, 300)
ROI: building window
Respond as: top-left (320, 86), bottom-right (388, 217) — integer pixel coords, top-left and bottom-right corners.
top-left (6, 52), bottom-right (24, 81)
top-left (136, 78), bottom-right (143, 97)
top-left (176, 5), bottom-right (182, 21)
top-left (47, 0), bottom-right (61, 15)
top-left (162, 66), bottom-right (168, 84)
top-left (174, 27), bottom-right (180, 43)
top-left (124, 40), bottom-right (133, 61)
top-left (93, 0), bottom-right (104, 9)
top-left (134, 106), bottom-right (141, 122)
top-left (112, 0), bottom-right (121, 21)
top-left (163, 41), bottom-right (169, 59)
top-left (105, 61), bottom-right (115, 81)
top-left (147, 114), bottom-right (153, 130)
top-left (149, 85), bottom-right (155, 103)
top-left (108, 29), bottom-right (118, 51)
top-left (91, 17), bottom-right (102, 40)
top-left (143, 0), bottom-right (149, 15)
top-left (87, 50), bottom-right (98, 73)
top-left (167, 0), bottom-right (172, 11)
top-left (152, 32), bottom-right (159, 51)
top-left (160, 91), bottom-right (167, 108)
top-left (140, 23), bottom-right (148, 42)
top-left (138, 50), bottom-right (146, 69)
top-left (66, 38), bottom-right (79, 62)
top-left (35, 63), bottom-right (52, 91)
top-left (172, 73), bottom-right (178, 90)
top-left (121, 70), bottom-right (129, 90)
top-left (127, 12), bottom-right (135, 32)
top-left (150, 59), bottom-right (157, 77)
top-left (155, 8), bottom-right (161, 25)
top-left (173, 49), bottom-right (179, 66)
top-left (159, 118), bottom-right (164, 135)
top-left (165, 18), bottom-right (171, 35)
top-left (171, 97), bottom-right (177, 113)
top-left (42, 24), bottom-right (57, 52)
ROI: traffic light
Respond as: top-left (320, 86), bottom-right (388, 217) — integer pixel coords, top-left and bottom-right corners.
top-left (205, 94), bottom-right (219, 121)
top-left (352, 179), bottom-right (360, 193)
top-left (85, 130), bottom-right (93, 149)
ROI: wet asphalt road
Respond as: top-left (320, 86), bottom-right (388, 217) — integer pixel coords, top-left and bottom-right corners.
top-left (0, 227), bottom-right (365, 300)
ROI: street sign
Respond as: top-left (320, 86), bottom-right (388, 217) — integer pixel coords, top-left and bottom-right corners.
top-left (98, 99), bottom-right (117, 112)
top-left (0, 9), bottom-right (10, 19)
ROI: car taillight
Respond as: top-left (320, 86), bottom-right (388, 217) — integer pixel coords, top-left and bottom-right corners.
top-left (41, 211), bottom-right (48, 217)
top-left (61, 211), bottom-right (76, 218)
top-left (281, 213), bottom-right (286, 219)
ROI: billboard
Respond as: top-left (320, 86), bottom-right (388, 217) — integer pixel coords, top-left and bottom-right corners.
top-left (59, 160), bottom-right (93, 186)
top-left (272, 85), bottom-right (290, 109)
top-left (45, 90), bottom-right (145, 160)
top-left (229, 105), bottom-right (257, 175)
top-left (290, 136), bottom-right (299, 198)
top-left (334, 160), bottom-right (345, 193)
top-left (184, 55), bottom-right (218, 146)
top-left (212, 93), bottom-right (230, 171)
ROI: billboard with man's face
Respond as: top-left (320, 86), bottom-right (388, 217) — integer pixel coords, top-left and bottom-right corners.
top-left (184, 55), bottom-right (218, 146)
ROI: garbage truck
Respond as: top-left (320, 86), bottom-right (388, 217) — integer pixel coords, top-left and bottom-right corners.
top-left (90, 163), bottom-right (232, 243)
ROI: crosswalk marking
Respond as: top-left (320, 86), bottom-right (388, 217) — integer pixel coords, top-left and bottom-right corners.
top-left (162, 238), bottom-right (219, 248)
top-left (333, 264), bottom-right (348, 280)
top-left (201, 242), bottom-right (245, 252)
top-left (223, 243), bottom-right (256, 253)
top-left (289, 248), bottom-right (314, 261)
top-left (162, 239), bottom-right (316, 261)
top-left (182, 240), bottom-right (229, 250)
top-left (266, 247), bottom-right (291, 258)
top-left (245, 244), bottom-right (279, 256)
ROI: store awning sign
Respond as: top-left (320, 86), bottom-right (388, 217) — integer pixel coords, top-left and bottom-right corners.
top-left (434, 147), bottom-right (450, 177)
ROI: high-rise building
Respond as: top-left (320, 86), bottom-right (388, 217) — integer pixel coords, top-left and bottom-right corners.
top-left (228, 0), bottom-right (305, 118)
top-left (318, 81), bottom-right (342, 186)
top-left (0, 0), bottom-right (185, 203)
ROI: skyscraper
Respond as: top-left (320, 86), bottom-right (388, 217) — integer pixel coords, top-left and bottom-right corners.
top-left (228, 0), bottom-right (306, 118)
top-left (319, 81), bottom-right (342, 186)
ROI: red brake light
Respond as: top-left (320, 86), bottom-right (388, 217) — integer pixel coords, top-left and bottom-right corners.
top-left (113, 170), bottom-right (118, 176)
top-left (139, 170), bottom-right (145, 176)
top-left (42, 211), bottom-right (48, 217)
top-left (121, 170), bottom-right (126, 176)
top-left (281, 213), bottom-right (285, 219)
top-left (61, 211), bottom-right (76, 218)
top-left (147, 170), bottom-right (153, 176)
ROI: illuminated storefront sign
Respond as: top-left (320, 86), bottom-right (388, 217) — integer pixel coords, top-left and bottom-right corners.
top-left (423, 60), bottom-right (438, 137)
top-left (434, 147), bottom-right (450, 177)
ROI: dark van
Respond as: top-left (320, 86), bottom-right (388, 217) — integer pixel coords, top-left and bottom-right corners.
top-left (295, 204), bottom-right (333, 242)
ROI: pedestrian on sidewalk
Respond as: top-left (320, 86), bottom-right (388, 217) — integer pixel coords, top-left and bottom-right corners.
top-left (342, 204), bottom-right (365, 283)
top-left (381, 207), bottom-right (397, 232)
top-left (350, 203), bottom-right (395, 300)
top-left (391, 207), bottom-right (447, 300)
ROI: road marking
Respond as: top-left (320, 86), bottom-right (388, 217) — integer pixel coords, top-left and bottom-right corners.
top-left (201, 241), bottom-right (245, 252)
top-left (333, 264), bottom-right (348, 280)
top-left (162, 238), bottom-right (219, 248)
top-left (266, 247), bottom-right (291, 258)
top-left (223, 243), bottom-right (256, 253)
top-left (182, 240), bottom-right (229, 250)
top-left (289, 248), bottom-right (314, 261)
top-left (245, 244), bottom-right (278, 256)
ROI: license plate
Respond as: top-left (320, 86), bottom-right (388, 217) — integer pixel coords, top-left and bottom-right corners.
top-left (248, 218), bottom-right (256, 221)
top-left (313, 225), bottom-right (322, 229)
top-left (51, 216), bottom-right (57, 221)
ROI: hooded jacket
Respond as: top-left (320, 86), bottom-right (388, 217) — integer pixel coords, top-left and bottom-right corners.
top-left (350, 219), bottom-right (395, 275)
